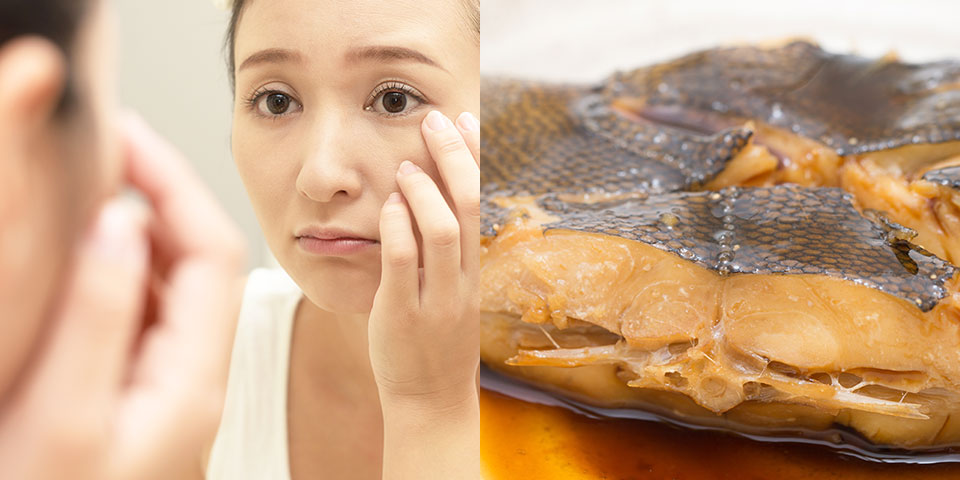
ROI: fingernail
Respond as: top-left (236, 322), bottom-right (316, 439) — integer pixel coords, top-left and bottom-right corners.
top-left (386, 192), bottom-right (402, 204)
top-left (398, 160), bottom-right (421, 176)
top-left (85, 200), bottom-right (144, 261)
top-left (456, 112), bottom-right (479, 132)
top-left (424, 110), bottom-right (452, 131)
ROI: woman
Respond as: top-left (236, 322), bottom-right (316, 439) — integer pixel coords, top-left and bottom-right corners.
top-left (0, 0), bottom-right (246, 479)
top-left (207, 0), bottom-right (481, 478)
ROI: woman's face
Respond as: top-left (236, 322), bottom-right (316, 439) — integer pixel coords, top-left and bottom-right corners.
top-left (232, 0), bottom-right (480, 314)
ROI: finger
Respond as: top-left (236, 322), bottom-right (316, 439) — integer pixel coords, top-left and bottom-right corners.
top-left (396, 160), bottom-right (461, 303)
top-left (422, 111), bottom-right (481, 275)
top-left (108, 261), bottom-right (245, 480)
top-left (376, 192), bottom-right (420, 310)
top-left (117, 112), bottom-right (245, 395)
top-left (455, 111), bottom-right (480, 164)
top-left (120, 112), bottom-right (241, 261)
top-left (453, 112), bottom-right (481, 279)
top-left (22, 199), bottom-right (149, 412)
top-left (422, 111), bottom-right (481, 212)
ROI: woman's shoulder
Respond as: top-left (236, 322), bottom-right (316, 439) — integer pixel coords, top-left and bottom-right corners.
top-left (207, 268), bottom-right (298, 479)
top-left (228, 266), bottom-right (301, 381)
top-left (243, 267), bottom-right (301, 302)
top-left (230, 266), bottom-right (301, 376)
top-left (238, 267), bottom-right (302, 325)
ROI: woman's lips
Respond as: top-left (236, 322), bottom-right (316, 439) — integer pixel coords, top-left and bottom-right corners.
top-left (295, 227), bottom-right (379, 256)
top-left (297, 236), bottom-right (378, 256)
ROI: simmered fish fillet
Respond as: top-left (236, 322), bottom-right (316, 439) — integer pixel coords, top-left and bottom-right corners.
top-left (480, 41), bottom-right (960, 448)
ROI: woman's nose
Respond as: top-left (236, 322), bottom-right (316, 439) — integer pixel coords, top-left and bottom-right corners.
top-left (295, 121), bottom-right (363, 203)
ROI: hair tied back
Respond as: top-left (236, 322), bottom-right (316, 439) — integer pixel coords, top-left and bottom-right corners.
top-left (212, 0), bottom-right (235, 11)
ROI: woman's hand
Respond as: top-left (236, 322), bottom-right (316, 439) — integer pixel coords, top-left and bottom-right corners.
top-left (368, 110), bottom-right (482, 479)
top-left (0, 114), bottom-right (245, 480)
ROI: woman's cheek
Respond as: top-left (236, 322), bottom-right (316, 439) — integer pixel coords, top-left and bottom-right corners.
top-left (233, 126), bottom-right (291, 230)
top-left (379, 118), bottom-right (437, 179)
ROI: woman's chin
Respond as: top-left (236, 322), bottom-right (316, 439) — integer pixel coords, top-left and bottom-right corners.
top-left (308, 295), bottom-right (375, 315)
top-left (280, 255), bottom-right (381, 314)
top-left (299, 280), bottom-right (378, 315)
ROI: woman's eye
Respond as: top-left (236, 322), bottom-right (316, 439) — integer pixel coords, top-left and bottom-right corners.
top-left (369, 90), bottom-right (423, 115)
top-left (255, 92), bottom-right (301, 117)
top-left (383, 92), bottom-right (407, 113)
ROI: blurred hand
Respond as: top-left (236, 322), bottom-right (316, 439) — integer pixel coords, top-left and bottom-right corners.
top-left (0, 114), bottom-right (245, 480)
top-left (368, 110), bottom-right (482, 479)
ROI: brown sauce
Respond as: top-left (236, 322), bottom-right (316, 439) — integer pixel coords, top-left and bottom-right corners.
top-left (480, 366), bottom-right (960, 479)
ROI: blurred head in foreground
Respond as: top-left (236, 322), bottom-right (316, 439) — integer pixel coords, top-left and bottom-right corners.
top-left (0, 0), bottom-right (121, 398)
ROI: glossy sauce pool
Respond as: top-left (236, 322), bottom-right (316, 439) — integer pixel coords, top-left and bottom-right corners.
top-left (480, 367), bottom-right (960, 480)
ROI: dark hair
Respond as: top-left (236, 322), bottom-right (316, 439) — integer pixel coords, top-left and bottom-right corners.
top-left (0, 0), bottom-right (89, 112)
top-left (224, 0), bottom-right (480, 91)
top-left (461, 0), bottom-right (480, 44)
top-left (224, 0), bottom-right (248, 92)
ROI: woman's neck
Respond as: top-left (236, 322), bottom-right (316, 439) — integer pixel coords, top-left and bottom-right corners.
top-left (286, 296), bottom-right (385, 479)
top-left (290, 297), bottom-right (380, 402)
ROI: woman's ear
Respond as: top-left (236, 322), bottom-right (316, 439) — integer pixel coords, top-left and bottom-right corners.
top-left (0, 35), bottom-right (68, 171)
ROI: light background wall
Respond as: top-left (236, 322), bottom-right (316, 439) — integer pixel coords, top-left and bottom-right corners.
top-left (482, 0), bottom-right (960, 80)
top-left (113, 0), bottom-right (267, 268)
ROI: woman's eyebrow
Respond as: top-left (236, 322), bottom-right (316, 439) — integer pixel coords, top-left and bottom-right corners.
top-left (238, 48), bottom-right (304, 72)
top-left (345, 45), bottom-right (450, 74)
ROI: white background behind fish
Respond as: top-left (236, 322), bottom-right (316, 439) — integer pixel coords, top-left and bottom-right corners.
top-left (482, 0), bottom-right (960, 81)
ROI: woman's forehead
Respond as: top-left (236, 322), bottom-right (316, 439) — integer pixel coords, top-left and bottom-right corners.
top-left (234, 0), bottom-right (467, 68)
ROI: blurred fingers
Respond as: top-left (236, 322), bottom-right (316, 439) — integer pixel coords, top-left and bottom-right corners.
top-left (22, 199), bottom-right (149, 415)
top-left (120, 112), bottom-right (243, 264)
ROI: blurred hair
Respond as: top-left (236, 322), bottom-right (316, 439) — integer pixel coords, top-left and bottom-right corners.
top-left (0, 0), bottom-right (90, 113)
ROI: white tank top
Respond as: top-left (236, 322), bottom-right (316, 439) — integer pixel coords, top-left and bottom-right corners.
top-left (206, 268), bottom-right (301, 480)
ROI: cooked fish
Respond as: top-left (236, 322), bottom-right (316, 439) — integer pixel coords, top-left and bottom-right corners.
top-left (480, 41), bottom-right (960, 448)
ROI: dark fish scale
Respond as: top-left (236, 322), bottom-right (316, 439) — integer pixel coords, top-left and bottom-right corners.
top-left (481, 200), bottom-right (503, 237)
top-left (922, 166), bottom-right (960, 190)
top-left (609, 41), bottom-right (960, 156)
top-left (572, 94), bottom-right (754, 186)
top-left (482, 42), bottom-right (960, 311)
top-left (535, 185), bottom-right (954, 311)
top-left (481, 79), bottom-right (741, 197)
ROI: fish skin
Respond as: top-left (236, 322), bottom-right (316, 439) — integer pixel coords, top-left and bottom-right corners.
top-left (481, 41), bottom-right (960, 310)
